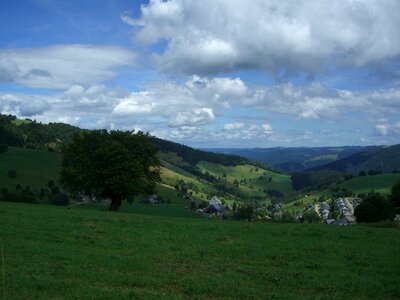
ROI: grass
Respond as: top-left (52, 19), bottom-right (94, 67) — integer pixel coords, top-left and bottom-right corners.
top-left (1, 202), bottom-right (399, 299)
top-left (0, 147), bottom-right (61, 190)
top-left (197, 162), bottom-right (296, 201)
top-left (340, 173), bottom-right (400, 195)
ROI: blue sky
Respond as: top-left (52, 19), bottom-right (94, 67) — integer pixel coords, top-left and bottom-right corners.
top-left (1, 0), bottom-right (400, 147)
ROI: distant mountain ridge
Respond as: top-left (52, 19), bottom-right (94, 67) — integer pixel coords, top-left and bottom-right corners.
top-left (203, 146), bottom-right (382, 172)
top-left (311, 144), bottom-right (400, 174)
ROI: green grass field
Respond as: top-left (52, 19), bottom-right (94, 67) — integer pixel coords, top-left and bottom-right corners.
top-left (197, 162), bottom-right (296, 201)
top-left (0, 147), bottom-right (61, 190)
top-left (340, 173), bottom-right (400, 195)
top-left (1, 202), bottom-right (399, 299)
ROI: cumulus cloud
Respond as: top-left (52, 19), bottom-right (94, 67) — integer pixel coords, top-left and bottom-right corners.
top-left (375, 122), bottom-right (400, 136)
top-left (0, 94), bottom-right (50, 117)
top-left (3, 73), bottom-right (400, 146)
top-left (0, 45), bottom-right (136, 89)
top-left (262, 123), bottom-right (274, 135)
top-left (169, 107), bottom-right (215, 126)
top-left (223, 122), bottom-right (244, 130)
top-left (126, 0), bottom-right (400, 76)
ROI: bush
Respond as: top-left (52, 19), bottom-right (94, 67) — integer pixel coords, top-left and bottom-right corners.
top-left (2, 189), bottom-right (36, 203)
top-left (7, 169), bottom-right (17, 178)
top-left (234, 205), bottom-right (254, 221)
top-left (51, 192), bottom-right (69, 206)
top-left (303, 210), bottom-right (321, 223)
top-left (0, 143), bottom-right (8, 154)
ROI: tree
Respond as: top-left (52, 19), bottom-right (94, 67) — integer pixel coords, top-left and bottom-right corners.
top-left (355, 192), bottom-right (394, 223)
top-left (303, 210), bottom-right (320, 223)
top-left (389, 181), bottom-right (400, 213)
top-left (60, 130), bottom-right (160, 211)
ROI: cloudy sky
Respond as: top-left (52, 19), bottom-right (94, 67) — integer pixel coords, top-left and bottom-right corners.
top-left (1, 0), bottom-right (400, 147)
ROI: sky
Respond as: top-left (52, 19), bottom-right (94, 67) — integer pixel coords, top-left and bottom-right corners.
top-left (1, 0), bottom-right (400, 148)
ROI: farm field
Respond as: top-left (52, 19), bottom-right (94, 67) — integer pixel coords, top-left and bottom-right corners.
top-left (1, 202), bottom-right (399, 299)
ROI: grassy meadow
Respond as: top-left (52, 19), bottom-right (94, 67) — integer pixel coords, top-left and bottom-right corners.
top-left (197, 162), bottom-right (296, 201)
top-left (1, 202), bottom-right (399, 299)
top-left (0, 147), bottom-right (61, 190)
top-left (339, 173), bottom-right (400, 196)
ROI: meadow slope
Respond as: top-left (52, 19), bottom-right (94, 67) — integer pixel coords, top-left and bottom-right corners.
top-left (0, 202), bottom-right (399, 299)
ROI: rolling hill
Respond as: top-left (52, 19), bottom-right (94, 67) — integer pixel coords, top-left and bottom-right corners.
top-left (0, 116), bottom-right (297, 206)
top-left (312, 144), bottom-right (400, 174)
top-left (203, 146), bottom-right (379, 172)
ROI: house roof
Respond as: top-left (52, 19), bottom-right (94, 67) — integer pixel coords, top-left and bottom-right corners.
top-left (209, 196), bottom-right (222, 206)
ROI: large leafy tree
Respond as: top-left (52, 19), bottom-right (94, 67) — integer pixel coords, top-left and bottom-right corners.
top-left (60, 130), bottom-right (160, 211)
top-left (390, 180), bottom-right (400, 213)
top-left (354, 192), bottom-right (394, 223)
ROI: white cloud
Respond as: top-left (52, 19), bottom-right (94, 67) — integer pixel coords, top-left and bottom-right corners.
top-left (127, 0), bottom-right (400, 76)
top-left (375, 124), bottom-right (389, 136)
top-left (0, 45), bottom-right (136, 89)
top-left (223, 122), bottom-right (244, 131)
top-left (262, 123), bottom-right (274, 135)
top-left (375, 122), bottom-right (400, 136)
top-left (0, 94), bottom-right (50, 117)
top-left (113, 92), bottom-right (156, 115)
top-left (169, 107), bottom-right (215, 127)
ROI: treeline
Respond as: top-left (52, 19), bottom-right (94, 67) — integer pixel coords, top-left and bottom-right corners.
top-left (292, 170), bottom-right (343, 190)
top-left (152, 137), bottom-right (255, 166)
top-left (0, 114), bottom-right (83, 151)
top-left (0, 179), bottom-right (69, 206)
top-left (1, 114), bottom-right (265, 170)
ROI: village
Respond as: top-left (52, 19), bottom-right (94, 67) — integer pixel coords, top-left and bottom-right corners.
top-left (140, 192), bottom-right (366, 225)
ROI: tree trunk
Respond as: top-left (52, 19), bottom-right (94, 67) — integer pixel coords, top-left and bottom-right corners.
top-left (109, 198), bottom-right (122, 211)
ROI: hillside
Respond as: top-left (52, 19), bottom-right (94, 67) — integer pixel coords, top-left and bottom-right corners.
top-left (313, 144), bottom-right (400, 174)
top-left (0, 115), bottom-right (296, 205)
top-left (203, 146), bottom-right (377, 172)
top-left (339, 173), bottom-right (400, 196)
top-left (0, 147), bottom-right (61, 190)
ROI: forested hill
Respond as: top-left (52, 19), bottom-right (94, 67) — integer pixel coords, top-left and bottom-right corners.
top-left (0, 114), bottom-right (83, 150)
top-left (203, 146), bottom-right (379, 172)
top-left (311, 144), bottom-right (400, 174)
top-left (152, 137), bottom-right (254, 166)
top-left (0, 114), bottom-right (256, 168)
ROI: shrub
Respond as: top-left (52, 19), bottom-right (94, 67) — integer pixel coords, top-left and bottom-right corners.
top-left (51, 192), bottom-right (69, 206)
top-left (234, 205), bottom-right (254, 221)
top-left (7, 169), bottom-right (17, 178)
top-left (0, 143), bottom-right (8, 154)
top-left (303, 210), bottom-right (321, 223)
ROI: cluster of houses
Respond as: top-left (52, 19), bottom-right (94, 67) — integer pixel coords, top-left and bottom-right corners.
top-left (335, 197), bottom-right (359, 217)
top-left (321, 197), bottom-right (362, 225)
top-left (299, 197), bottom-right (363, 225)
top-left (195, 196), bottom-right (228, 217)
top-left (317, 202), bottom-right (330, 220)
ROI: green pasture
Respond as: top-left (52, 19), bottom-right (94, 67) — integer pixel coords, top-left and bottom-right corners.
top-left (0, 147), bottom-right (61, 190)
top-left (0, 202), bottom-right (399, 299)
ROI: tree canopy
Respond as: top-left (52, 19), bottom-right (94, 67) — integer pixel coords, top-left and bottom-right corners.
top-left (354, 192), bottom-right (394, 223)
top-left (60, 130), bottom-right (161, 211)
top-left (390, 180), bottom-right (400, 213)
